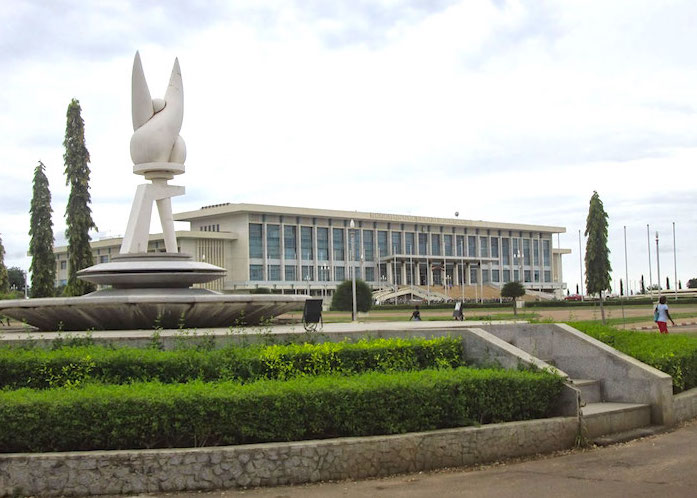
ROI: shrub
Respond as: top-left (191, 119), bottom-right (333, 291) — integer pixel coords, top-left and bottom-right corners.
top-left (331, 279), bottom-right (372, 312)
top-left (0, 337), bottom-right (465, 389)
top-left (569, 321), bottom-right (697, 393)
top-left (0, 367), bottom-right (564, 453)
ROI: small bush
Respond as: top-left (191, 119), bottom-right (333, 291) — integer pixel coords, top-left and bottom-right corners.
top-left (331, 279), bottom-right (373, 312)
top-left (569, 321), bottom-right (697, 393)
top-left (0, 367), bottom-right (564, 453)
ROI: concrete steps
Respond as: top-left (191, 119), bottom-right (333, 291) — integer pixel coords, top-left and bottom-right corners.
top-left (582, 402), bottom-right (651, 438)
top-left (569, 378), bottom-right (602, 403)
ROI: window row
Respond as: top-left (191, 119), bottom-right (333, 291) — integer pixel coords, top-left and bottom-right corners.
top-left (249, 224), bottom-right (553, 265)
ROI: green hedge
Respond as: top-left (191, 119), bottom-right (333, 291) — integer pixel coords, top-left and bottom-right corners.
top-left (0, 337), bottom-right (464, 389)
top-left (0, 367), bottom-right (564, 453)
top-left (569, 321), bottom-right (697, 393)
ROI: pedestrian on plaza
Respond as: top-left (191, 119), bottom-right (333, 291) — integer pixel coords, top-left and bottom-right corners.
top-left (410, 305), bottom-right (421, 321)
top-left (654, 295), bottom-right (675, 334)
top-left (452, 301), bottom-right (464, 321)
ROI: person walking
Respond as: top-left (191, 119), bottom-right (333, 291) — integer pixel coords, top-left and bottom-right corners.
top-left (654, 295), bottom-right (675, 334)
top-left (410, 305), bottom-right (421, 321)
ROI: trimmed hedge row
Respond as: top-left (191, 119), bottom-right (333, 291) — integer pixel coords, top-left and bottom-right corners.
top-left (0, 337), bottom-right (464, 389)
top-left (570, 321), bottom-right (697, 393)
top-left (0, 367), bottom-right (564, 453)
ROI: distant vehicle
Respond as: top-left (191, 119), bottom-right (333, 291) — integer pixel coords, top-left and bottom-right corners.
top-left (564, 294), bottom-right (583, 301)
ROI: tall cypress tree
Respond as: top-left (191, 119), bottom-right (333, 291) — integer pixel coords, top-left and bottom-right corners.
top-left (63, 99), bottom-right (97, 296)
top-left (29, 161), bottom-right (56, 297)
top-left (0, 234), bottom-right (9, 294)
top-left (584, 191), bottom-right (612, 324)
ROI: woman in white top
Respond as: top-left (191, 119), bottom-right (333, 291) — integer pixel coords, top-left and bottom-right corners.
top-left (655, 295), bottom-right (675, 334)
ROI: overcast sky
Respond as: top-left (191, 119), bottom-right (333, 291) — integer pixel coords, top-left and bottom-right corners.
top-left (2, 0), bottom-right (696, 294)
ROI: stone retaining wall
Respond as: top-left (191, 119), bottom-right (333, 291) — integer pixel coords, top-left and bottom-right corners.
top-left (0, 417), bottom-right (578, 497)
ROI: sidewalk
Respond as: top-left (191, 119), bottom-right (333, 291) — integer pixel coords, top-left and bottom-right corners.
top-left (159, 419), bottom-right (697, 498)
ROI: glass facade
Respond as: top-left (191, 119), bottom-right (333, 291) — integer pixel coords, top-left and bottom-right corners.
top-left (268, 264), bottom-right (281, 281)
top-left (301, 265), bottom-right (313, 281)
top-left (503, 269), bottom-right (510, 283)
top-left (378, 231), bottom-right (388, 257)
top-left (543, 239), bottom-right (551, 266)
top-left (492, 269), bottom-right (500, 282)
top-left (334, 266), bottom-right (345, 281)
top-left (350, 229), bottom-right (360, 261)
top-left (250, 264), bottom-right (263, 281)
top-left (365, 266), bottom-right (375, 282)
top-left (418, 233), bottom-right (428, 255)
top-left (405, 232), bottom-right (415, 255)
top-left (456, 235), bottom-right (464, 256)
top-left (523, 239), bottom-right (531, 265)
top-left (444, 234), bottom-right (453, 256)
top-left (468, 236), bottom-right (476, 257)
top-left (301, 226), bottom-right (313, 260)
top-left (491, 237), bottom-right (499, 258)
top-left (431, 234), bottom-right (441, 256)
top-left (480, 237), bottom-right (488, 258)
top-left (267, 225), bottom-right (280, 259)
top-left (470, 267), bottom-right (478, 283)
top-left (502, 237), bottom-right (510, 264)
top-left (249, 224), bottom-right (263, 258)
top-left (317, 228), bottom-right (329, 261)
top-left (285, 265), bottom-right (296, 281)
top-left (284, 225), bottom-right (296, 259)
top-left (391, 232), bottom-right (402, 254)
top-left (533, 239), bottom-right (539, 265)
top-left (333, 228), bottom-right (344, 261)
top-left (363, 230), bottom-right (374, 261)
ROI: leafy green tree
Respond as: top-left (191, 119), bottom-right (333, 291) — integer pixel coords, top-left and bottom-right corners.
top-left (29, 161), bottom-right (56, 297)
top-left (501, 281), bottom-right (525, 315)
top-left (63, 99), bottom-right (97, 296)
top-left (331, 279), bottom-right (372, 312)
top-left (584, 191), bottom-right (611, 324)
top-left (0, 235), bottom-right (9, 293)
top-left (7, 267), bottom-right (26, 292)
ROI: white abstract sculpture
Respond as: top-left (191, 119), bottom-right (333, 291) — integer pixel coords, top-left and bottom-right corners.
top-left (121, 52), bottom-right (186, 254)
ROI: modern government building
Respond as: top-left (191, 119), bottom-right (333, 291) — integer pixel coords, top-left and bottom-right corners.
top-left (55, 203), bottom-right (570, 300)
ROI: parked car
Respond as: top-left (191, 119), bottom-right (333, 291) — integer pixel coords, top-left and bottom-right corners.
top-left (564, 294), bottom-right (583, 301)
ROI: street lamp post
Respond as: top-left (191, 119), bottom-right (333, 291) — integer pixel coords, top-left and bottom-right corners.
top-left (460, 239), bottom-right (465, 302)
top-left (655, 231), bottom-right (661, 294)
top-left (350, 220), bottom-right (357, 322)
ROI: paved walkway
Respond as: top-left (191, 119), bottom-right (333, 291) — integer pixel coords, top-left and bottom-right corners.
top-left (157, 419), bottom-right (697, 498)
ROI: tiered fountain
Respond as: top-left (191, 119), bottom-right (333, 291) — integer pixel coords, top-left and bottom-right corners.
top-left (0, 53), bottom-right (306, 331)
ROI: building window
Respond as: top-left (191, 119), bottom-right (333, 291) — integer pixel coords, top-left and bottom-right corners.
top-left (456, 235), bottom-right (464, 257)
top-left (284, 226), bottom-right (297, 260)
top-left (268, 264), bottom-right (281, 281)
top-left (533, 239), bottom-right (540, 266)
top-left (332, 228), bottom-right (344, 261)
top-left (523, 239), bottom-right (531, 266)
top-left (378, 231), bottom-right (388, 257)
top-left (301, 226), bottom-right (313, 260)
top-left (250, 264), bottom-right (263, 281)
top-left (468, 236), bottom-right (476, 257)
top-left (301, 265), bottom-right (314, 281)
top-left (543, 239), bottom-right (551, 266)
top-left (249, 223), bottom-right (263, 258)
top-left (491, 238), bottom-right (499, 258)
top-left (267, 225), bottom-right (280, 259)
top-left (470, 267), bottom-right (478, 283)
top-left (418, 233), bottom-right (428, 255)
top-left (492, 269), bottom-right (500, 282)
top-left (363, 230), bottom-right (374, 261)
top-left (60, 260), bottom-right (67, 270)
top-left (524, 269), bottom-right (531, 282)
top-left (285, 265), bottom-right (297, 281)
top-left (405, 232), bottom-right (415, 255)
top-left (391, 232), bottom-right (402, 254)
top-left (334, 266), bottom-right (345, 281)
top-left (512, 238), bottom-right (520, 264)
top-left (534, 270), bottom-right (540, 282)
top-left (365, 266), bottom-right (375, 282)
top-left (482, 268), bottom-right (490, 283)
top-left (317, 228), bottom-right (329, 261)
top-left (100, 255), bottom-right (108, 263)
top-left (318, 265), bottom-right (331, 281)
top-left (480, 237), bottom-right (488, 258)
top-left (502, 237), bottom-right (510, 265)
top-left (514, 269), bottom-right (520, 282)
top-left (544, 270), bottom-right (551, 282)
top-left (444, 234), bottom-right (453, 257)
top-left (503, 269), bottom-right (510, 283)
top-left (431, 234), bottom-right (441, 256)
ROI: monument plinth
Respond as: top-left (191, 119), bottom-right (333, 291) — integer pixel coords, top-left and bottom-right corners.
top-left (0, 52), bottom-right (306, 331)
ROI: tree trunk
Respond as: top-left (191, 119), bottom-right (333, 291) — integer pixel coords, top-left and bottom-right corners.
top-left (599, 291), bottom-right (606, 325)
top-left (513, 300), bottom-right (517, 316)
